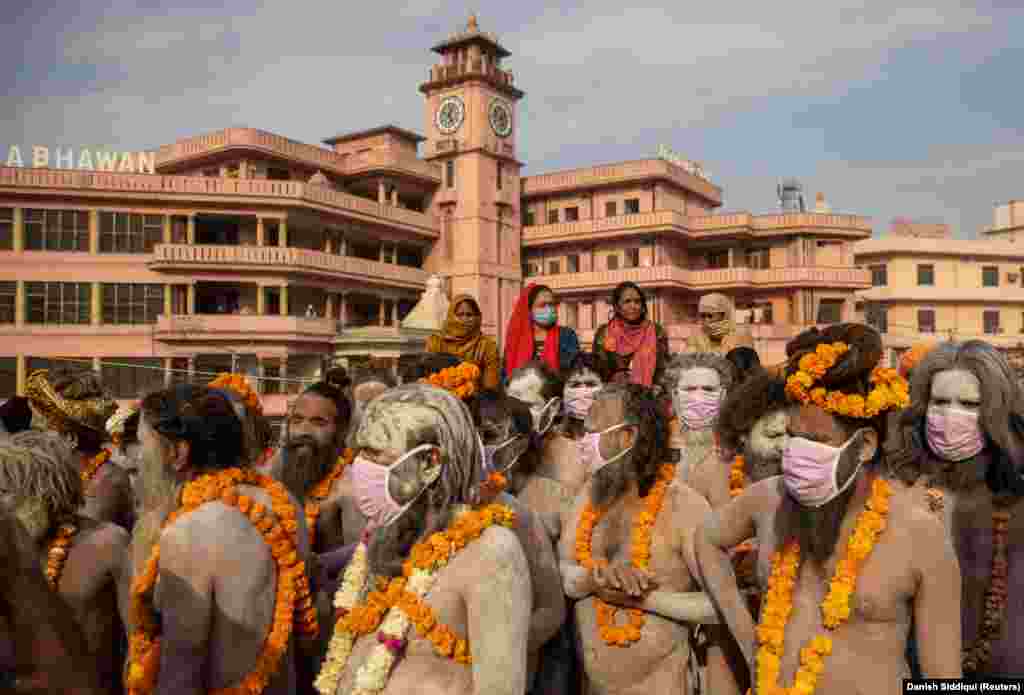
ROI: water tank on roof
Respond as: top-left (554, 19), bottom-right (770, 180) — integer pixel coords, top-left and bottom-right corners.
top-left (778, 179), bottom-right (806, 212)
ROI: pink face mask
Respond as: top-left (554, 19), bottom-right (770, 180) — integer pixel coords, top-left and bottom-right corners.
top-left (564, 386), bottom-right (599, 420)
top-left (782, 434), bottom-right (862, 508)
top-left (926, 407), bottom-right (985, 462)
top-left (577, 423), bottom-right (633, 475)
top-left (350, 444), bottom-right (438, 529)
top-left (680, 391), bottom-right (721, 431)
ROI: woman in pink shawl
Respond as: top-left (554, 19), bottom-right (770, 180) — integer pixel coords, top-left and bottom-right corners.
top-left (593, 281), bottom-right (670, 388)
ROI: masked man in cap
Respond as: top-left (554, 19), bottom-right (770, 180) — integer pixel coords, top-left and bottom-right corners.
top-left (686, 293), bottom-right (753, 356)
top-left (25, 368), bottom-right (132, 531)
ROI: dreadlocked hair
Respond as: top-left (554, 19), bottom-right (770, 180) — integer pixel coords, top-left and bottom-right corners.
top-left (0, 438), bottom-right (83, 522)
top-left (140, 384), bottom-right (245, 472)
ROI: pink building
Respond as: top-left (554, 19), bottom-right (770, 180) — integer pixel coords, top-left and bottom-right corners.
top-left (0, 15), bottom-right (872, 422)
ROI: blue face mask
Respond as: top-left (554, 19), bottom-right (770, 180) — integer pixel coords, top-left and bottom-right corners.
top-left (533, 307), bottom-right (557, 327)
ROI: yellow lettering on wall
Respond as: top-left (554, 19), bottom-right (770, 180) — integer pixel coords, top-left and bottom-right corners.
top-left (5, 146), bottom-right (23, 167)
top-left (77, 149), bottom-right (94, 169)
top-left (95, 151), bottom-right (118, 171)
top-left (54, 148), bottom-right (74, 169)
top-left (136, 151), bottom-right (155, 174)
top-left (32, 146), bottom-right (49, 167)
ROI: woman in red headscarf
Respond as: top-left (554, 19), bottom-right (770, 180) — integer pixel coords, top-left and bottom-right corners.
top-left (593, 281), bottom-right (670, 387)
top-left (503, 284), bottom-right (580, 380)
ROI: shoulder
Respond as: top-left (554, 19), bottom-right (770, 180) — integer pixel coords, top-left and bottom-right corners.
top-left (475, 523), bottom-right (528, 569)
top-left (74, 517), bottom-right (130, 567)
top-left (669, 479), bottom-right (713, 516)
top-left (743, 475), bottom-right (786, 510)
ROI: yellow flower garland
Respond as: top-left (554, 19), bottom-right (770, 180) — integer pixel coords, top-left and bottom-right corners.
top-left (208, 373), bottom-right (263, 415)
top-left (81, 448), bottom-right (112, 485)
top-left (574, 463), bottom-right (676, 647)
top-left (419, 362), bottom-right (482, 401)
top-left (126, 468), bottom-right (318, 695)
top-left (784, 342), bottom-right (909, 420)
top-left (44, 522), bottom-right (78, 591)
top-left (754, 476), bottom-right (892, 695)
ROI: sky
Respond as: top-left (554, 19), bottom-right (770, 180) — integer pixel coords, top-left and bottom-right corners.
top-left (3, 1), bottom-right (1024, 238)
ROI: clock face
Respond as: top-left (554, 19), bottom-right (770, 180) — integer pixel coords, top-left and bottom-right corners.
top-left (435, 96), bottom-right (465, 135)
top-left (489, 99), bottom-right (513, 138)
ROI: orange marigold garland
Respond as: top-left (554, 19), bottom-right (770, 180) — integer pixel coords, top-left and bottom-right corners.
top-left (305, 448), bottom-right (355, 549)
top-left (81, 449), bottom-right (112, 485)
top-left (126, 468), bottom-right (318, 695)
top-left (208, 373), bottom-right (263, 415)
top-left (754, 477), bottom-right (891, 695)
top-left (785, 342), bottom-right (909, 420)
top-left (419, 362), bottom-right (481, 401)
top-left (729, 455), bottom-right (747, 499)
top-left (963, 508), bottom-right (1012, 674)
top-left (575, 463), bottom-right (675, 647)
top-left (44, 522), bottom-right (78, 591)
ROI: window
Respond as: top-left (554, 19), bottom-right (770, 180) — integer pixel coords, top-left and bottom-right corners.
top-left (865, 303), bottom-right (888, 333)
top-left (624, 198), bottom-right (640, 214)
top-left (918, 309), bottom-right (936, 333)
top-left (869, 264), bottom-right (888, 287)
top-left (706, 250), bottom-right (729, 269)
top-left (983, 266), bottom-right (999, 287)
top-left (548, 260), bottom-right (560, 275)
top-left (607, 255), bottom-right (619, 270)
top-left (24, 209), bottom-right (89, 251)
top-left (101, 284), bottom-right (164, 324)
top-left (0, 208), bottom-right (12, 250)
top-left (984, 310), bottom-right (1001, 335)
top-left (266, 167), bottom-right (290, 181)
top-left (496, 162), bottom-right (502, 190)
top-left (445, 160), bottom-right (455, 189)
top-left (395, 246), bottom-right (423, 268)
top-left (25, 282), bottom-right (91, 324)
top-left (101, 358), bottom-right (164, 399)
top-left (605, 201), bottom-right (617, 217)
top-left (565, 207), bottom-right (579, 222)
top-left (625, 248), bottom-right (640, 268)
top-left (0, 282), bottom-right (14, 323)
top-left (747, 248), bottom-right (770, 270)
top-left (816, 298), bottom-right (844, 325)
top-left (547, 209), bottom-right (559, 224)
top-left (523, 263), bottom-right (539, 277)
top-left (203, 168), bottom-right (219, 178)
top-left (100, 213), bottom-right (163, 253)
top-left (567, 254), bottom-right (579, 273)
top-left (917, 264), bottom-right (935, 286)
top-left (1020, 267), bottom-right (1024, 288)
top-left (522, 211), bottom-right (535, 226)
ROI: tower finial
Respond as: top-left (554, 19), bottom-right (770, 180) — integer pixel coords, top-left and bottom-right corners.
top-left (467, 13), bottom-right (478, 31)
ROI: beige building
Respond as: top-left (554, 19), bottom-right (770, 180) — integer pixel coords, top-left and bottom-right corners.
top-left (854, 217), bottom-right (1024, 366)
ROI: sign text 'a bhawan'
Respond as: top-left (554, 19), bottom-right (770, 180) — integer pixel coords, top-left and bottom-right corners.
top-left (5, 145), bottom-right (156, 175)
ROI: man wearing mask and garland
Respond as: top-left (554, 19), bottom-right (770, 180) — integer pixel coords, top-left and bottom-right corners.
top-left (697, 323), bottom-right (962, 695)
top-left (659, 353), bottom-right (736, 490)
top-left (890, 340), bottom-right (1024, 678)
top-left (315, 384), bottom-right (531, 695)
top-left (559, 384), bottom-right (718, 695)
top-left (686, 293), bottom-right (754, 356)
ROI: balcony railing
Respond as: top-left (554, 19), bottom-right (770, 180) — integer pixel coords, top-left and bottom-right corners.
top-left (149, 244), bottom-right (431, 289)
top-left (521, 159), bottom-right (721, 204)
top-left (0, 166), bottom-right (437, 236)
top-left (342, 149), bottom-right (441, 183)
top-left (523, 210), bottom-right (690, 244)
top-left (534, 265), bottom-right (870, 291)
top-left (154, 314), bottom-right (337, 341)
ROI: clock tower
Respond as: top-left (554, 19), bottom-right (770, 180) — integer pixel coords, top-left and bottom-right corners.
top-left (421, 14), bottom-right (525, 345)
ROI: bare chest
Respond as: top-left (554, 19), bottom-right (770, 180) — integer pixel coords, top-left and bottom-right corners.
top-left (591, 500), bottom-right (693, 590)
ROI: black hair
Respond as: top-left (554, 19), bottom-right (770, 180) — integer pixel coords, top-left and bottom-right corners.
top-left (0, 397), bottom-right (32, 434)
top-left (725, 347), bottom-right (762, 384)
top-left (140, 384), bottom-right (245, 471)
top-left (611, 281), bottom-right (648, 320)
top-left (528, 284), bottom-right (554, 308)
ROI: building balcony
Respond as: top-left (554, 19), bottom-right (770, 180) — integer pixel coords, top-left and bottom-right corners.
top-left (154, 314), bottom-right (338, 344)
top-left (343, 149), bottom-right (441, 184)
top-left (0, 166), bottom-right (438, 238)
top-left (857, 285), bottom-right (1024, 303)
top-left (156, 128), bottom-right (350, 176)
top-left (521, 210), bottom-right (872, 247)
top-left (521, 159), bottom-right (722, 206)
top-left (537, 264), bottom-right (870, 294)
top-left (148, 244), bottom-right (431, 290)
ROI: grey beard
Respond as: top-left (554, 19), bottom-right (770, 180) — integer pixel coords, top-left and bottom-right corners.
top-left (279, 443), bottom-right (336, 502)
top-left (366, 495), bottom-right (442, 578)
top-left (743, 445), bottom-right (782, 483)
top-left (591, 459), bottom-right (630, 509)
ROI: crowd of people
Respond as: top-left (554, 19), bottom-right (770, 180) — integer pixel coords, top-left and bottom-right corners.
top-left (0, 279), bottom-right (1021, 695)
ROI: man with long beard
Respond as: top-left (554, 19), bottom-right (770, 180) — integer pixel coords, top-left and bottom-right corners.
top-left (316, 384), bottom-right (531, 695)
top-left (127, 384), bottom-right (315, 695)
top-left (0, 432), bottom-right (129, 692)
top-left (0, 500), bottom-right (104, 695)
top-left (559, 384), bottom-right (718, 695)
top-left (891, 340), bottom-right (1024, 678)
top-left (697, 323), bottom-right (962, 695)
top-left (25, 368), bottom-right (133, 531)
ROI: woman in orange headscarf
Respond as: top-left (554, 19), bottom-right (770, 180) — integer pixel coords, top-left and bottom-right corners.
top-left (426, 294), bottom-right (501, 390)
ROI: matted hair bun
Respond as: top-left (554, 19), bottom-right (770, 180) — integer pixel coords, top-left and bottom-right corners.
top-left (785, 323), bottom-right (883, 390)
top-left (324, 367), bottom-right (351, 390)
